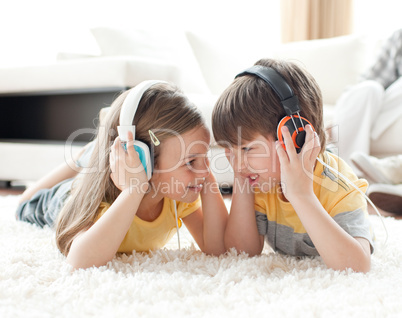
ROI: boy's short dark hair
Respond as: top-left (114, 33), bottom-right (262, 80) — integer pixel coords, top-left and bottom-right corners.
top-left (212, 58), bottom-right (326, 150)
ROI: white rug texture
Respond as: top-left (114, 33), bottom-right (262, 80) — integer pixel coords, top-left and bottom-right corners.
top-left (1, 195), bottom-right (402, 318)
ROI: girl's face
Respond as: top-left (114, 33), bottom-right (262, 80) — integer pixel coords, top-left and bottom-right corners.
top-left (227, 134), bottom-right (281, 193)
top-left (151, 125), bottom-right (210, 202)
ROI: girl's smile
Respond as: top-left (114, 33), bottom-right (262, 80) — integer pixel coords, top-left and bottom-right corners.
top-left (187, 178), bottom-right (206, 193)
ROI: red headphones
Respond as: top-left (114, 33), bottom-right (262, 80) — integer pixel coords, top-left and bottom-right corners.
top-left (235, 65), bottom-right (315, 153)
top-left (277, 115), bottom-right (315, 152)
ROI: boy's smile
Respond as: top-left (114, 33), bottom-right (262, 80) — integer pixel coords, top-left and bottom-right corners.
top-left (246, 174), bottom-right (259, 186)
top-left (227, 134), bottom-right (281, 192)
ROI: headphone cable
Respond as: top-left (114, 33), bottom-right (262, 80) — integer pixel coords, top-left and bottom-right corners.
top-left (316, 157), bottom-right (388, 245)
top-left (173, 200), bottom-right (181, 250)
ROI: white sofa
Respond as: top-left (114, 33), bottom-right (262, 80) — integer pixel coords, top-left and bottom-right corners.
top-left (1, 27), bottom-right (401, 185)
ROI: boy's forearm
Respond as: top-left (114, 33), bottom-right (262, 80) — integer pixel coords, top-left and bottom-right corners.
top-left (291, 194), bottom-right (371, 273)
top-left (224, 179), bottom-right (263, 256)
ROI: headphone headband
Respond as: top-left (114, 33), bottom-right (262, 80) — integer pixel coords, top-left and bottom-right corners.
top-left (117, 80), bottom-right (167, 180)
top-left (118, 80), bottom-right (166, 142)
top-left (235, 65), bottom-right (300, 116)
top-left (120, 80), bottom-right (166, 126)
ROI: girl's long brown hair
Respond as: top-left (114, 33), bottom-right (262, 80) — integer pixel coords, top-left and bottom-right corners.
top-left (55, 82), bottom-right (204, 256)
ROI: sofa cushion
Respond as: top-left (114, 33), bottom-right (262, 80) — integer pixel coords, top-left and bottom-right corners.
top-left (91, 27), bottom-right (210, 95)
top-left (272, 34), bottom-right (369, 105)
top-left (0, 56), bottom-right (181, 94)
top-left (371, 116), bottom-right (402, 158)
top-left (186, 31), bottom-right (273, 96)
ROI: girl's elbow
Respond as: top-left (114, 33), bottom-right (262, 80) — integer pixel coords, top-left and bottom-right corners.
top-left (66, 255), bottom-right (91, 270)
top-left (66, 256), bottom-right (86, 270)
top-left (66, 252), bottom-right (109, 270)
top-left (67, 259), bottom-right (106, 270)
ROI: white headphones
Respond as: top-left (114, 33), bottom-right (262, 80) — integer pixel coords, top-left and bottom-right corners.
top-left (118, 80), bottom-right (182, 249)
top-left (117, 80), bottom-right (167, 180)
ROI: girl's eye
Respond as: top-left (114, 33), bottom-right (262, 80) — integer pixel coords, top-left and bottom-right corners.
top-left (185, 159), bottom-right (196, 167)
top-left (242, 147), bottom-right (252, 152)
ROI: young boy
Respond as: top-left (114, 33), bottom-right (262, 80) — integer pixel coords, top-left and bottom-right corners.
top-left (212, 59), bottom-right (373, 273)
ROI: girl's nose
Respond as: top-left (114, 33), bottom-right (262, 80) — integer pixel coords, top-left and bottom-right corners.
top-left (197, 161), bottom-right (210, 178)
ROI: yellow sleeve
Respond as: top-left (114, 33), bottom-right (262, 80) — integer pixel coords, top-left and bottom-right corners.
top-left (177, 195), bottom-right (201, 219)
top-left (327, 179), bottom-right (368, 217)
top-left (318, 152), bottom-right (369, 216)
top-left (254, 191), bottom-right (267, 214)
top-left (95, 202), bottom-right (111, 221)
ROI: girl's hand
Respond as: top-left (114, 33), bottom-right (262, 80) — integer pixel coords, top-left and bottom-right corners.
top-left (109, 132), bottom-right (149, 194)
top-left (224, 148), bottom-right (245, 181)
top-left (276, 125), bottom-right (321, 202)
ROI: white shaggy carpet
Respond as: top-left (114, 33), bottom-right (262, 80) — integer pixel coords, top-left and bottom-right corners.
top-left (1, 195), bottom-right (402, 318)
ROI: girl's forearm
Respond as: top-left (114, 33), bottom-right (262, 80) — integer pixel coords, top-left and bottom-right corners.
top-left (199, 174), bottom-right (228, 255)
top-left (66, 189), bottom-right (144, 269)
top-left (224, 178), bottom-right (263, 256)
top-left (291, 194), bottom-right (371, 273)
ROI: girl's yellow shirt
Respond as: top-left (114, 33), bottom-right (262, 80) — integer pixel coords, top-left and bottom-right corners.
top-left (96, 196), bottom-right (200, 253)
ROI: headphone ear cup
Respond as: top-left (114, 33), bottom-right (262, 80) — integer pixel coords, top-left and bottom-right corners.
top-left (133, 140), bottom-right (153, 180)
top-left (277, 116), bottom-right (315, 153)
top-left (294, 130), bottom-right (306, 150)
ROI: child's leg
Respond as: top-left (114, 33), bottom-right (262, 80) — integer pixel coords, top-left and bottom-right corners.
top-left (372, 77), bottom-right (402, 140)
top-left (17, 141), bottom-right (97, 225)
top-left (19, 161), bottom-right (80, 204)
top-left (19, 141), bottom-right (93, 203)
top-left (333, 80), bottom-right (384, 169)
top-left (16, 178), bottom-right (74, 227)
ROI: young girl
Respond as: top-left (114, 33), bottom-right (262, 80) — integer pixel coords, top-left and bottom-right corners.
top-left (16, 81), bottom-right (228, 269)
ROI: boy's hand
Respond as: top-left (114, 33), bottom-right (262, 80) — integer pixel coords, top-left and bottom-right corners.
top-left (109, 131), bottom-right (149, 194)
top-left (276, 125), bottom-right (321, 202)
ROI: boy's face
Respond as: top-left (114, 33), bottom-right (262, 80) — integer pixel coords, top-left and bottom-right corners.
top-left (226, 134), bottom-right (281, 192)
